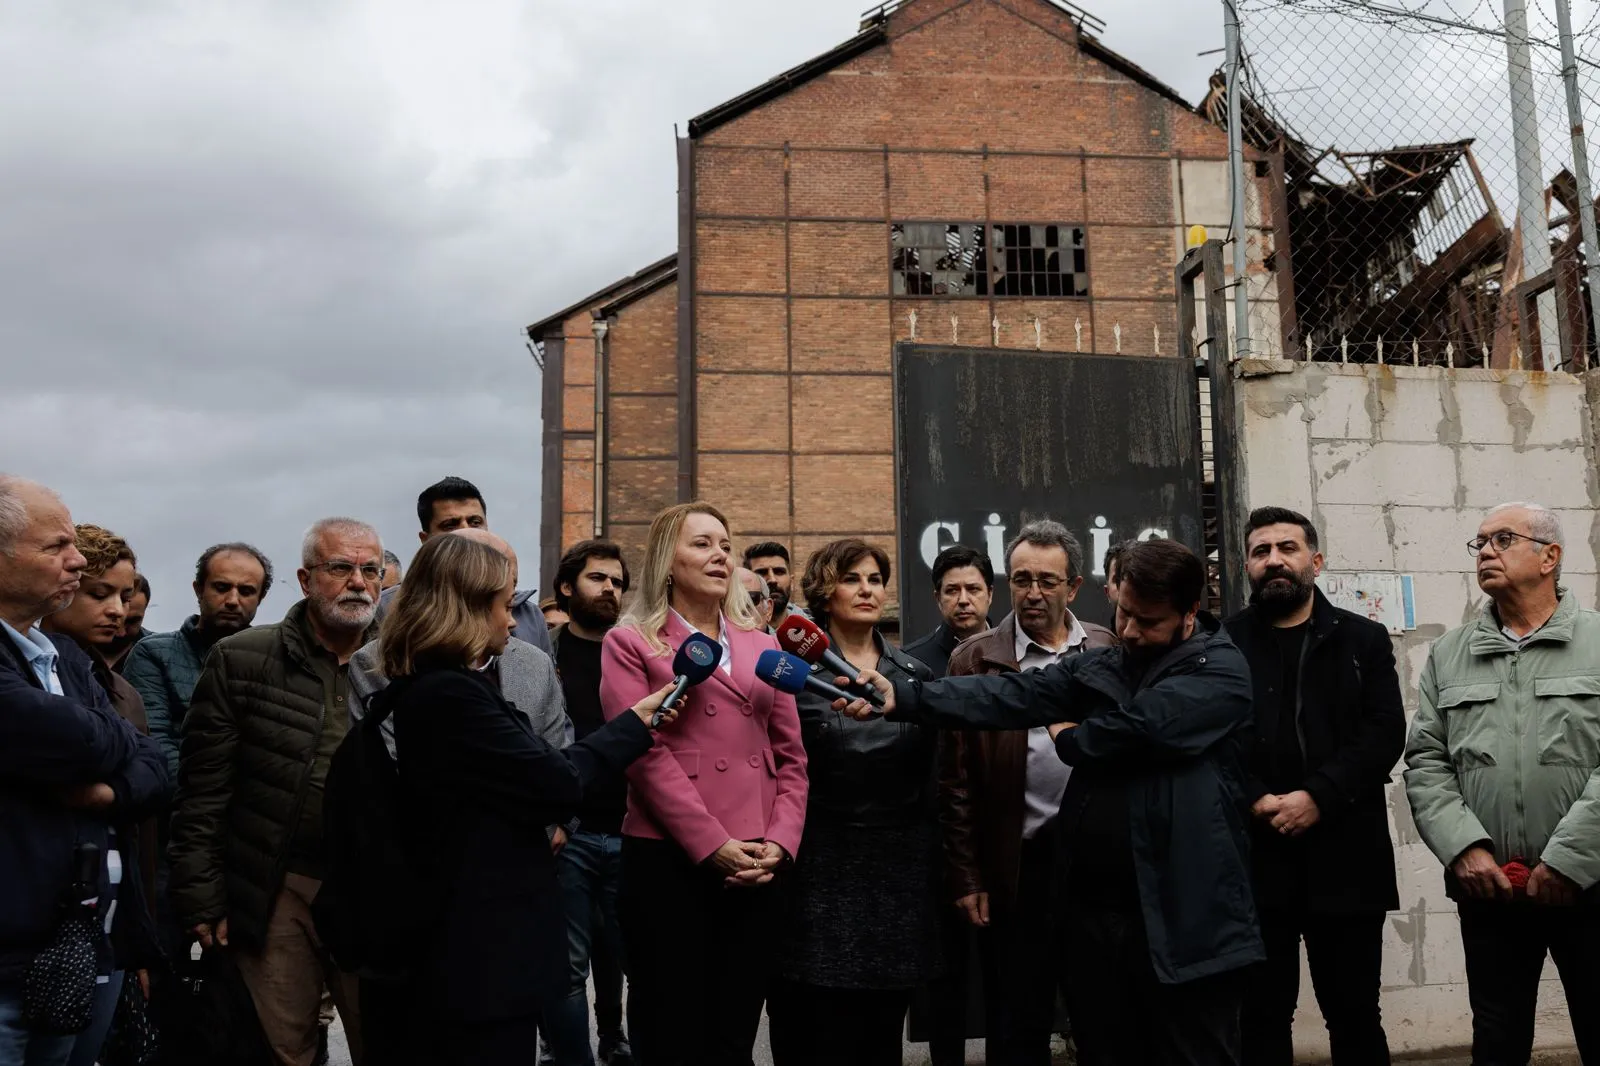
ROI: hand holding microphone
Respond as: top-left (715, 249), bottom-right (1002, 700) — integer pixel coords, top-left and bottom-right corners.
top-left (755, 649), bottom-right (885, 717)
top-left (645, 632), bottom-right (722, 728)
top-left (773, 615), bottom-right (884, 707)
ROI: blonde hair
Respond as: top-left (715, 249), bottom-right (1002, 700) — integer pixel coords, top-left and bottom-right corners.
top-left (379, 534), bottom-right (512, 677)
top-left (620, 501), bottom-right (760, 656)
top-left (74, 524), bottom-right (136, 579)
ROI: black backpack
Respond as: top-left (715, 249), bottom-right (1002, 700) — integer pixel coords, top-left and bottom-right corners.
top-left (312, 685), bottom-right (430, 981)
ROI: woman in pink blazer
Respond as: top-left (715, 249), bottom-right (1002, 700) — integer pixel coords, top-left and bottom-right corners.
top-left (600, 502), bottom-right (808, 1066)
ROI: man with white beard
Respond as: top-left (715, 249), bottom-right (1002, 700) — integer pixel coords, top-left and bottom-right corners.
top-left (168, 517), bottom-right (385, 1066)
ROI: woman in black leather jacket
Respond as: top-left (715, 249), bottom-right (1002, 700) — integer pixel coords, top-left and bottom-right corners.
top-left (767, 538), bottom-right (941, 1066)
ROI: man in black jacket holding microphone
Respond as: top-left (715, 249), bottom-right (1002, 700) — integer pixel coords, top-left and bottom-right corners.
top-left (1224, 507), bottom-right (1404, 1066)
top-left (836, 539), bottom-right (1261, 1066)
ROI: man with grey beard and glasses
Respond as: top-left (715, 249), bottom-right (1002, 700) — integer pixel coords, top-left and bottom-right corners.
top-left (168, 518), bottom-right (385, 1066)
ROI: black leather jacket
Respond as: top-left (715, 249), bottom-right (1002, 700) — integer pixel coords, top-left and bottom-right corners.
top-left (794, 632), bottom-right (936, 827)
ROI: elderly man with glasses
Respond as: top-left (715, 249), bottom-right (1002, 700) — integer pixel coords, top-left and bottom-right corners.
top-left (1406, 502), bottom-right (1600, 1065)
top-left (168, 517), bottom-right (386, 1066)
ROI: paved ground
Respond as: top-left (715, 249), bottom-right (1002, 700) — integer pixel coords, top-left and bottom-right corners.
top-left (325, 1016), bottom-right (1059, 1065)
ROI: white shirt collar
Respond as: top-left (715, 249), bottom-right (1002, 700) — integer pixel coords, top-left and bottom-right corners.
top-left (1013, 613), bottom-right (1087, 663)
top-left (670, 608), bottom-right (734, 675)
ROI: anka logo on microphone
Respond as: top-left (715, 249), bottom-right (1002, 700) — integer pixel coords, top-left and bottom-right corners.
top-left (780, 624), bottom-right (822, 659)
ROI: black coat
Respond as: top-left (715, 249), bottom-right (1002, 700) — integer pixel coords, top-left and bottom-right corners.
top-left (0, 631), bottom-right (169, 981)
top-left (895, 615), bottom-right (1264, 985)
top-left (387, 667), bottom-right (652, 1022)
top-left (1225, 590), bottom-right (1405, 913)
top-left (901, 625), bottom-right (960, 678)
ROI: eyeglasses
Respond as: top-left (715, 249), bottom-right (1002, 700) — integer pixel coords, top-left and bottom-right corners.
top-left (745, 588), bottom-right (768, 605)
top-left (1466, 530), bottom-right (1554, 555)
top-left (309, 561), bottom-right (385, 583)
top-left (1008, 573), bottom-right (1066, 593)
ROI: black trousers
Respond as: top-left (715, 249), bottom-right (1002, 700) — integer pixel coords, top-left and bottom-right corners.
top-left (978, 831), bottom-right (1063, 1066)
top-left (1240, 909), bottom-right (1389, 1066)
top-left (619, 836), bottom-right (774, 1066)
top-left (362, 977), bottom-right (540, 1066)
top-left (1457, 901), bottom-right (1600, 1065)
top-left (767, 978), bottom-right (911, 1066)
top-left (922, 907), bottom-right (974, 1066)
top-left (1062, 905), bottom-right (1244, 1066)
top-left (925, 827), bottom-right (1062, 1066)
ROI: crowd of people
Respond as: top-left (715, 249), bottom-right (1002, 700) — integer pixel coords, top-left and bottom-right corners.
top-left (1, 468), bottom-right (1596, 1066)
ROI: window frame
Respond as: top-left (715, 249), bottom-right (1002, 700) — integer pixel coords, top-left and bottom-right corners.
top-left (890, 219), bottom-right (1092, 300)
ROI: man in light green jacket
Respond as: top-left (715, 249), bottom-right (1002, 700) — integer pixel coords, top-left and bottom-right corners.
top-left (1404, 502), bottom-right (1600, 1064)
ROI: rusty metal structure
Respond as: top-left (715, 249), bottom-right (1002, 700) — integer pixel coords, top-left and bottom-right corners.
top-left (1202, 73), bottom-right (1514, 366)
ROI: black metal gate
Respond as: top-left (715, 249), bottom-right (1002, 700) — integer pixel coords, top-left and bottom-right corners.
top-left (893, 344), bottom-right (1208, 636)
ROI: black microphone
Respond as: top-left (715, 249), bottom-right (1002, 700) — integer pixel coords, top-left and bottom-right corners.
top-left (773, 615), bottom-right (885, 706)
top-left (755, 650), bottom-right (882, 714)
top-left (655, 632), bottom-right (722, 727)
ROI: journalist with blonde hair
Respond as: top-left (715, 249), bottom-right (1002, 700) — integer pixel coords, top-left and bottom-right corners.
top-left (600, 502), bottom-right (809, 1066)
top-left (357, 534), bottom-right (676, 1066)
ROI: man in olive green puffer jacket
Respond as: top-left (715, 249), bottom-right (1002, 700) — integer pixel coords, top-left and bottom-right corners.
top-left (168, 517), bottom-right (385, 1066)
top-left (1405, 503), bottom-right (1600, 1065)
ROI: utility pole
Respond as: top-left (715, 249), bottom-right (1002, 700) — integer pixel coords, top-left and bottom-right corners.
top-left (1556, 0), bottom-right (1600, 368)
top-left (1504, 0), bottom-right (1560, 368)
top-left (1224, 0), bottom-right (1252, 360)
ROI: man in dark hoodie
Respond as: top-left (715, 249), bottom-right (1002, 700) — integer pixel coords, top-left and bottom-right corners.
top-left (837, 539), bottom-right (1261, 1066)
top-left (0, 475), bottom-right (169, 1066)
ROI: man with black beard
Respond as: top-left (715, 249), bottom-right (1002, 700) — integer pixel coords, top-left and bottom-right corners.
top-left (1223, 507), bottom-right (1404, 1066)
top-left (548, 539), bottom-right (634, 1066)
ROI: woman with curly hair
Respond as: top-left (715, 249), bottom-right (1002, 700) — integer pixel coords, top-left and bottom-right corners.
top-left (41, 524), bottom-right (164, 1066)
top-left (766, 538), bottom-right (942, 1066)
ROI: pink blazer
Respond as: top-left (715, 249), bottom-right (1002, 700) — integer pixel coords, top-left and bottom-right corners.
top-left (600, 615), bottom-right (808, 863)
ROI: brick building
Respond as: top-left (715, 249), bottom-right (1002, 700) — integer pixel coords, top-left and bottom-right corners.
top-left (527, 0), bottom-right (1284, 602)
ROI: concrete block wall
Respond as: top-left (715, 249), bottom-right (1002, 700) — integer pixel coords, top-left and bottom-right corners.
top-left (1234, 359), bottom-right (1600, 1059)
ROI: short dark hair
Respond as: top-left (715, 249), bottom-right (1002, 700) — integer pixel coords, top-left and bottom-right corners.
top-left (1119, 540), bottom-right (1205, 613)
top-left (1005, 519), bottom-right (1084, 582)
top-left (133, 573), bottom-right (151, 600)
top-left (554, 539), bottom-right (630, 613)
top-left (931, 544), bottom-right (993, 591)
top-left (417, 476), bottom-right (486, 532)
top-left (802, 538), bottom-right (891, 625)
top-left (195, 542), bottom-right (274, 598)
top-left (382, 549), bottom-right (402, 573)
top-left (1246, 506), bottom-right (1320, 552)
top-left (742, 541), bottom-right (790, 567)
top-left (1104, 538), bottom-right (1136, 583)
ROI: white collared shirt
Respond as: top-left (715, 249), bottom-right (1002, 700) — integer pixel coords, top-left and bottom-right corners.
top-left (671, 609), bottom-right (734, 676)
top-left (1, 619), bottom-right (64, 695)
top-left (1015, 614), bottom-right (1089, 839)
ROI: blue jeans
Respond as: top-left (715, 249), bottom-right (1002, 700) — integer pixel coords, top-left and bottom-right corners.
top-left (65, 972), bottom-right (122, 1066)
top-left (545, 831), bottom-right (627, 1066)
top-left (0, 985), bottom-right (77, 1066)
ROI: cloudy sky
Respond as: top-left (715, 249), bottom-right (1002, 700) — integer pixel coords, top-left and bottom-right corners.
top-left (0, 0), bottom-right (1228, 630)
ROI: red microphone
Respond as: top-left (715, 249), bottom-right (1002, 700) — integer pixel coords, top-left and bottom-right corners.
top-left (774, 615), bottom-right (885, 707)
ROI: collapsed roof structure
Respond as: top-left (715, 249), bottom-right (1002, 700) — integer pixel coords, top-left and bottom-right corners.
top-left (1199, 73), bottom-right (1532, 366)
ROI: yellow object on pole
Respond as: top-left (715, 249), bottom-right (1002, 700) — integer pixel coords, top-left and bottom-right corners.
top-left (1187, 224), bottom-right (1208, 248)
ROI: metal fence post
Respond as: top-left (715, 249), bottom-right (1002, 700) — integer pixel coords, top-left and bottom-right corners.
top-left (1504, 0), bottom-right (1561, 369)
top-left (1224, 0), bottom-right (1252, 361)
top-left (1556, 0), bottom-right (1600, 368)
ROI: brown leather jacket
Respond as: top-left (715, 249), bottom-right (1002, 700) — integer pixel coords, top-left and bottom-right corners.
top-left (938, 612), bottom-right (1116, 907)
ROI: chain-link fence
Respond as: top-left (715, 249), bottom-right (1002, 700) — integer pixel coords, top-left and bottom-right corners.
top-left (1219, 0), bottom-right (1600, 370)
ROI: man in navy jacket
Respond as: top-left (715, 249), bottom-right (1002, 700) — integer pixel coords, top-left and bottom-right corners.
top-left (0, 476), bottom-right (169, 1066)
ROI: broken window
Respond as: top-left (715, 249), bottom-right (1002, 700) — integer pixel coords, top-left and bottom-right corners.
top-left (991, 224), bottom-right (1089, 297)
top-left (892, 223), bottom-right (987, 296)
top-left (891, 222), bottom-right (1088, 297)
